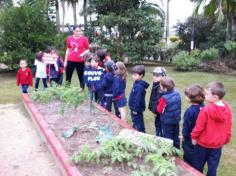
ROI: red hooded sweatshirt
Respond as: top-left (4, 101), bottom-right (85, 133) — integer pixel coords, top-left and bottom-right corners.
top-left (191, 102), bottom-right (232, 148)
top-left (16, 67), bottom-right (33, 86)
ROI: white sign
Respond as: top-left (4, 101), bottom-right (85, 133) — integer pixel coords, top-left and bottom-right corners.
top-left (42, 53), bottom-right (58, 64)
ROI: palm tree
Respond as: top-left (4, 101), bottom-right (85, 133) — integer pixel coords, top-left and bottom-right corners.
top-left (61, 0), bottom-right (66, 32)
top-left (66, 0), bottom-right (79, 26)
top-left (55, 0), bottom-right (61, 32)
top-left (166, 0), bottom-right (170, 43)
top-left (83, 0), bottom-right (87, 31)
top-left (192, 0), bottom-right (236, 40)
top-left (0, 0), bottom-right (13, 11)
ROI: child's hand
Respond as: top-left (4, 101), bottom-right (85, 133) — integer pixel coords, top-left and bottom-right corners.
top-left (192, 139), bottom-right (197, 145)
top-left (179, 135), bottom-right (184, 142)
top-left (132, 111), bottom-right (138, 115)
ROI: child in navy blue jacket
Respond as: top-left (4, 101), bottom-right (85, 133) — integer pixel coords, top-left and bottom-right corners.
top-left (129, 65), bottom-right (149, 133)
top-left (182, 84), bottom-right (205, 166)
top-left (157, 77), bottom-right (181, 148)
top-left (148, 67), bottom-right (166, 136)
top-left (112, 62), bottom-right (127, 121)
top-left (97, 60), bottom-right (115, 111)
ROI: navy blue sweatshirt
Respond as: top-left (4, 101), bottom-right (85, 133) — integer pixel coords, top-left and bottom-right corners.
top-left (182, 104), bottom-right (204, 140)
top-left (129, 80), bottom-right (149, 113)
top-left (112, 75), bottom-right (126, 99)
top-left (97, 71), bottom-right (114, 94)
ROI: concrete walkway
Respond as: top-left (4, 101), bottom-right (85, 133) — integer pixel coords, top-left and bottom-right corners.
top-left (0, 104), bottom-right (62, 176)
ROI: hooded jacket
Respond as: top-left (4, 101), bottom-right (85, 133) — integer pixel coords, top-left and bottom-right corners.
top-left (191, 102), bottom-right (232, 148)
top-left (16, 67), bottom-right (33, 86)
top-left (129, 80), bottom-right (149, 113)
top-left (148, 82), bottom-right (163, 114)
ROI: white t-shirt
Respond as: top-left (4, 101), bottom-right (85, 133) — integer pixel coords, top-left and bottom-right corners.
top-left (34, 60), bottom-right (47, 78)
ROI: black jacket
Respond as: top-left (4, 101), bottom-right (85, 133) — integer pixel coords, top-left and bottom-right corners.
top-left (148, 82), bottom-right (162, 114)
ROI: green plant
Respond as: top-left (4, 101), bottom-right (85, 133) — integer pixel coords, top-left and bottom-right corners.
top-left (30, 85), bottom-right (86, 114)
top-left (169, 36), bottom-right (180, 43)
top-left (224, 40), bottom-right (236, 57)
top-left (71, 130), bottom-right (179, 176)
top-left (200, 48), bottom-right (219, 61)
top-left (173, 51), bottom-right (200, 71)
top-left (0, 1), bottom-right (57, 69)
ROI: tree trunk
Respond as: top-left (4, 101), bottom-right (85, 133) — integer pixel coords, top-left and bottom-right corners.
top-left (61, 0), bottom-right (65, 32)
top-left (83, 0), bottom-right (87, 31)
top-left (55, 0), bottom-right (60, 32)
top-left (166, 0), bottom-right (170, 43)
top-left (72, 1), bottom-right (77, 26)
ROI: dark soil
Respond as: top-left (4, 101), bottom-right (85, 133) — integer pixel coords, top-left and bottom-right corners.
top-left (36, 101), bottom-right (131, 176)
top-left (35, 101), bottom-right (194, 176)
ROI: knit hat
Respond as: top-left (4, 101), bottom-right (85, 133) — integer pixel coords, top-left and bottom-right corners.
top-left (152, 67), bottom-right (166, 76)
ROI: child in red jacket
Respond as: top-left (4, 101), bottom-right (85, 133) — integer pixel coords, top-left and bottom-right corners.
top-left (16, 59), bottom-right (33, 93)
top-left (191, 81), bottom-right (232, 176)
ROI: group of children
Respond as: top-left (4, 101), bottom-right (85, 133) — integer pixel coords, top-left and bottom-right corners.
top-left (16, 47), bottom-right (64, 93)
top-left (17, 50), bottom-right (232, 176)
top-left (86, 57), bottom-right (232, 176)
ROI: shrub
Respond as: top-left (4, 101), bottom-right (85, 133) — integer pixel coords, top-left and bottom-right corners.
top-left (173, 51), bottom-right (200, 71)
top-left (0, 1), bottom-right (57, 69)
top-left (162, 42), bottom-right (180, 62)
top-left (169, 35), bottom-right (180, 43)
top-left (224, 40), bottom-right (236, 57)
top-left (200, 48), bottom-right (219, 61)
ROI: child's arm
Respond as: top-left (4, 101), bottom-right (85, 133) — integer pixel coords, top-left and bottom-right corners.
top-left (157, 97), bottom-right (167, 114)
top-left (131, 86), bottom-right (143, 113)
top-left (16, 70), bottom-right (20, 86)
top-left (226, 107), bottom-right (232, 144)
top-left (191, 109), bottom-right (207, 142)
top-left (182, 109), bottom-right (192, 139)
top-left (29, 69), bottom-right (33, 86)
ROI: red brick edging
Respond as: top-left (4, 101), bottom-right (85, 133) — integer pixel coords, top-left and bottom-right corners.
top-left (23, 94), bottom-right (204, 176)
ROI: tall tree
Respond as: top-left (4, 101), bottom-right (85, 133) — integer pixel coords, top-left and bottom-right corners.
top-left (66, 0), bottom-right (79, 26)
top-left (61, 0), bottom-right (66, 32)
top-left (192, 0), bottom-right (236, 40)
top-left (0, 0), bottom-right (13, 11)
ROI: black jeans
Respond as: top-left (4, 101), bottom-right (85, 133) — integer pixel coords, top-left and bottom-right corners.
top-left (35, 78), bottom-right (48, 90)
top-left (66, 61), bottom-right (84, 89)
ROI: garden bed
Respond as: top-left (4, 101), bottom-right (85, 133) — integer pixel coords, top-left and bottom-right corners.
top-left (23, 93), bottom-right (204, 176)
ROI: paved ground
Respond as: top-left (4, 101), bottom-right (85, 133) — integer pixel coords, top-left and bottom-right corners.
top-left (0, 103), bottom-right (62, 176)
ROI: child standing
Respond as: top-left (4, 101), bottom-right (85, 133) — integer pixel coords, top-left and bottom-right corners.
top-left (16, 59), bottom-right (33, 93)
top-left (97, 60), bottom-right (115, 111)
top-left (112, 62), bottom-right (127, 121)
top-left (191, 82), bottom-right (232, 176)
top-left (90, 54), bottom-right (105, 103)
top-left (34, 51), bottom-right (48, 90)
top-left (182, 84), bottom-right (205, 166)
top-left (148, 67), bottom-right (166, 136)
top-left (129, 65), bottom-right (149, 133)
top-left (157, 77), bottom-right (181, 148)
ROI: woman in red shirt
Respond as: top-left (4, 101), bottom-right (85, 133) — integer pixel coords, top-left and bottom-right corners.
top-left (64, 26), bottom-right (90, 89)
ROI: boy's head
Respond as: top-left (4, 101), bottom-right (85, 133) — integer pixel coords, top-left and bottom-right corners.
top-left (19, 59), bottom-right (27, 69)
top-left (205, 82), bottom-right (225, 103)
top-left (131, 65), bottom-right (145, 81)
top-left (160, 77), bottom-right (175, 91)
top-left (184, 84), bottom-right (205, 104)
top-left (90, 54), bottom-right (100, 68)
top-left (104, 60), bottom-right (115, 72)
top-left (152, 67), bottom-right (166, 83)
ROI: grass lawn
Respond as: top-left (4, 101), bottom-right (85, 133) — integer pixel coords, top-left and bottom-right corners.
top-left (0, 66), bottom-right (235, 175)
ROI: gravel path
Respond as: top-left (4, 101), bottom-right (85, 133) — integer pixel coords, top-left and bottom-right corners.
top-left (0, 104), bottom-right (62, 176)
